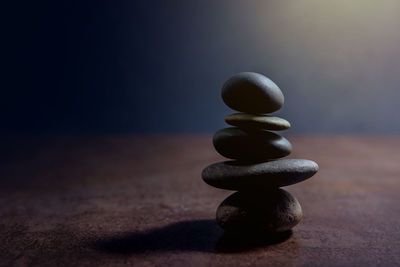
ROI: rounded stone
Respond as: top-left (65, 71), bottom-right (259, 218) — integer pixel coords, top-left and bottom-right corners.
top-left (216, 189), bottom-right (302, 233)
top-left (225, 113), bottom-right (290, 131)
top-left (221, 72), bottom-right (284, 114)
top-left (213, 128), bottom-right (291, 160)
top-left (202, 159), bottom-right (319, 190)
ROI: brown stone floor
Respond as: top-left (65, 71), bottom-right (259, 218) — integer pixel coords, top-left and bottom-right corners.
top-left (1, 135), bottom-right (400, 266)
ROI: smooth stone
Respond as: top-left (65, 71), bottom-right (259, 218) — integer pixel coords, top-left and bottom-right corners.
top-left (222, 72), bottom-right (284, 114)
top-left (225, 113), bottom-right (290, 131)
top-left (202, 159), bottom-right (319, 190)
top-left (213, 128), bottom-right (291, 160)
top-left (216, 189), bottom-right (302, 233)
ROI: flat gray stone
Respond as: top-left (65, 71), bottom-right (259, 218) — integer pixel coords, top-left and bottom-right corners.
top-left (225, 113), bottom-right (290, 131)
top-left (213, 128), bottom-right (291, 160)
top-left (222, 72), bottom-right (284, 114)
top-left (202, 159), bottom-right (319, 190)
top-left (216, 189), bottom-right (302, 233)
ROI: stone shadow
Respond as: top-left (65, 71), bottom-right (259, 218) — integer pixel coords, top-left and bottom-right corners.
top-left (90, 219), bottom-right (293, 254)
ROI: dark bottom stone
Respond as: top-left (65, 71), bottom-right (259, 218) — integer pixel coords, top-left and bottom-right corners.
top-left (216, 189), bottom-right (302, 233)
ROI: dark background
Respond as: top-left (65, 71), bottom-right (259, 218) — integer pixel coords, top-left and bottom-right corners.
top-left (2, 0), bottom-right (400, 134)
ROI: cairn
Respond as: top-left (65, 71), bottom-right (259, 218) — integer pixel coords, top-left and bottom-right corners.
top-left (202, 72), bottom-right (318, 233)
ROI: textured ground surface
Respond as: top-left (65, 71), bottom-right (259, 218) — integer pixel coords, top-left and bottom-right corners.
top-left (1, 135), bottom-right (400, 266)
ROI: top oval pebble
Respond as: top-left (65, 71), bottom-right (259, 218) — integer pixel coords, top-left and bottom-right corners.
top-left (221, 72), bottom-right (284, 114)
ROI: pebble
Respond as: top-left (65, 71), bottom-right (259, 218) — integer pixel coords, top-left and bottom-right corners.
top-left (213, 128), bottom-right (292, 160)
top-left (202, 159), bottom-right (319, 190)
top-left (222, 72), bottom-right (284, 114)
top-left (225, 113), bottom-right (290, 131)
top-left (216, 189), bottom-right (302, 233)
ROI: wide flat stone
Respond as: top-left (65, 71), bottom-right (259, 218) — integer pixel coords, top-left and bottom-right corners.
top-left (225, 113), bottom-right (290, 131)
top-left (213, 128), bottom-right (291, 160)
top-left (216, 189), bottom-right (302, 233)
top-left (221, 72), bottom-right (284, 114)
top-left (202, 159), bottom-right (319, 190)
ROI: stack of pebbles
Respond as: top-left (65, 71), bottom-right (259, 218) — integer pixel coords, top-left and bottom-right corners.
top-left (202, 72), bottom-right (318, 234)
